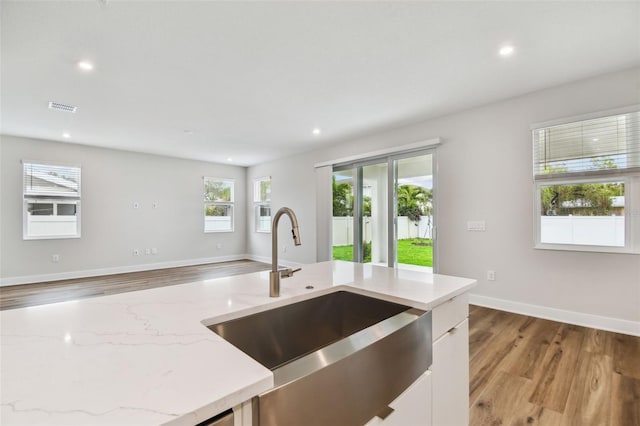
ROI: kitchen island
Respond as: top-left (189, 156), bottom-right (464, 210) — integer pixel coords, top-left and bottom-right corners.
top-left (0, 261), bottom-right (475, 425)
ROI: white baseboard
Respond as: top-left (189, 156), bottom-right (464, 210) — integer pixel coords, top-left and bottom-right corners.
top-left (0, 254), bottom-right (251, 287)
top-left (469, 293), bottom-right (640, 337)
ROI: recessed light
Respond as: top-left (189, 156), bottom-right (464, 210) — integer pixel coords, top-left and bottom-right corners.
top-left (77, 60), bottom-right (94, 71)
top-left (312, 128), bottom-right (321, 136)
top-left (498, 45), bottom-right (515, 57)
top-left (62, 132), bottom-right (71, 138)
top-left (592, 138), bottom-right (599, 142)
top-left (226, 157), bottom-right (233, 162)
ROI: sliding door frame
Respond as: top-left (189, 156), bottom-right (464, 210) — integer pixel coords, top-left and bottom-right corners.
top-left (333, 147), bottom-right (438, 271)
top-left (389, 149), bottom-right (438, 271)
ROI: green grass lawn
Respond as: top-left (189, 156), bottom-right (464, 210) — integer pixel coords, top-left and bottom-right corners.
top-left (332, 245), bottom-right (355, 262)
top-left (333, 238), bottom-right (432, 267)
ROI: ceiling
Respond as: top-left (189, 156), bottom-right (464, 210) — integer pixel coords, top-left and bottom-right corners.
top-left (1, 1), bottom-right (639, 166)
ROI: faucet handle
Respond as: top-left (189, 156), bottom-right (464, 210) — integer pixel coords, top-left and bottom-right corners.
top-left (280, 267), bottom-right (302, 278)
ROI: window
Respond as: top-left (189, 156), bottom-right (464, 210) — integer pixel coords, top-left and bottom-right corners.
top-left (23, 161), bottom-right (81, 239)
top-left (204, 177), bottom-right (234, 232)
top-left (532, 109), bottom-right (640, 253)
top-left (254, 177), bottom-right (271, 232)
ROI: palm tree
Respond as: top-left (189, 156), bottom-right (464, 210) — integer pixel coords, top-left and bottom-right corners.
top-left (397, 185), bottom-right (430, 223)
top-left (332, 176), bottom-right (353, 217)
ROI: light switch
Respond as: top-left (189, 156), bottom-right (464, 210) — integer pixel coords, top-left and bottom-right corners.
top-left (467, 220), bottom-right (486, 231)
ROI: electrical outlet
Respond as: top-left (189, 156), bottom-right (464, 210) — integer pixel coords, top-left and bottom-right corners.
top-left (52, 254), bottom-right (60, 263)
top-left (151, 247), bottom-right (158, 255)
top-left (133, 249), bottom-right (140, 256)
top-left (145, 248), bottom-right (151, 255)
top-left (487, 270), bottom-right (496, 281)
top-left (133, 202), bottom-right (140, 209)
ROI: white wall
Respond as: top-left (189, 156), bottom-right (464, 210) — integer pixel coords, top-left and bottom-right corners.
top-left (247, 67), bottom-right (640, 331)
top-left (246, 156), bottom-right (317, 266)
top-left (0, 135), bottom-right (247, 284)
top-left (2, 68), bottom-right (637, 331)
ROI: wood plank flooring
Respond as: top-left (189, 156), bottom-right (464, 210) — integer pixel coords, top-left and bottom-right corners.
top-left (469, 305), bottom-right (640, 426)
top-left (0, 259), bottom-right (270, 310)
top-left (2, 264), bottom-right (638, 424)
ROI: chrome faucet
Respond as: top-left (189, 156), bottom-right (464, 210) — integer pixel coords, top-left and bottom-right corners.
top-left (270, 207), bottom-right (301, 297)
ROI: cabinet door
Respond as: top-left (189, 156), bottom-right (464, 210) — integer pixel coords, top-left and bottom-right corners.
top-left (431, 318), bottom-right (469, 426)
top-left (432, 293), bottom-right (468, 340)
top-left (365, 371), bottom-right (432, 426)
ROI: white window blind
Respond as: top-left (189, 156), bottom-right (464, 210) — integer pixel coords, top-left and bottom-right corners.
top-left (24, 162), bottom-right (80, 197)
top-left (23, 161), bottom-right (81, 239)
top-left (533, 111), bottom-right (640, 178)
top-left (531, 109), bottom-right (640, 254)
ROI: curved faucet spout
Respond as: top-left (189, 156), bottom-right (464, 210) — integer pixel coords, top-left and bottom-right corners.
top-left (270, 207), bottom-right (301, 297)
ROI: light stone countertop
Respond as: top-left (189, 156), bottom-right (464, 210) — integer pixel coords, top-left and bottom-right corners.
top-left (0, 261), bottom-right (476, 426)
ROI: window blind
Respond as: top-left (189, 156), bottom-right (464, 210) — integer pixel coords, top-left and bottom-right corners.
top-left (23, 162), bottom-right (80, 197)
top-left (533, 111), bottom-right (640, 178)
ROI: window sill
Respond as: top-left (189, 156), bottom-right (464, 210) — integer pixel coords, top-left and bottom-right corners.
top-left (23, 234), bottom-right (81, 241)
top-left (534, 243), bottom-right (639, 255)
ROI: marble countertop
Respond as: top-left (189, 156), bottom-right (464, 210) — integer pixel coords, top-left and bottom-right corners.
top-left (0, 261), bottom-right (476, 426)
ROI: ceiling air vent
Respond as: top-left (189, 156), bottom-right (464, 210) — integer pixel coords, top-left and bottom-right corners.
top-left (48, 101), bottom-right (77, 113)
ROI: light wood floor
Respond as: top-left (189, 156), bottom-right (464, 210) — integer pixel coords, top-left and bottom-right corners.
top-left (2, 263), bottom-right (638, 424)
top-left (0, 259), bottom-right (270, 310)
top-left (469, 304), bottom-right (640, 426)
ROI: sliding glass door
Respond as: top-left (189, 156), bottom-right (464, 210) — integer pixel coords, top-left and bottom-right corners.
top-left (332, 149), bottom-right (435, 271)
top-left (332, 169), bottom-right (355, 261)
top-left (394, 153), bottom-right (434, 271)
top-left (361, 161), bottom-right (389, 264)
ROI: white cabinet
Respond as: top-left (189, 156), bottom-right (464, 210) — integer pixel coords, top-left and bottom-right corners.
top-left (365, 371), bottom-right (432, 426)
top-left (431, 293), bottom-right (468, 339)
top-left (431, 293), bottom-right (470, 426)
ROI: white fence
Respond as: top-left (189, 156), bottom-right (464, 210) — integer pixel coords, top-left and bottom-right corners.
top-left (334, 215), bottom-right (625, 248)
top-left (257, 216), bottom-right (271, 232)
top-left (333, 216), bottom-right (434, 246)
top-left (31, 214), bottom-right (623, 247)
top-left (541, 216), bottom-right (624, 246)
top-left (333, 217), bottom-right (355, 246)
top-left (204, 216), bottom-right (232, 232)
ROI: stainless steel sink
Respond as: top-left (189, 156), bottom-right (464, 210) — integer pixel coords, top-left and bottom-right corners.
top-left (208, 291), bottom-right (411, 369)
top-left (207, 291), bottom-right (432, 426)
